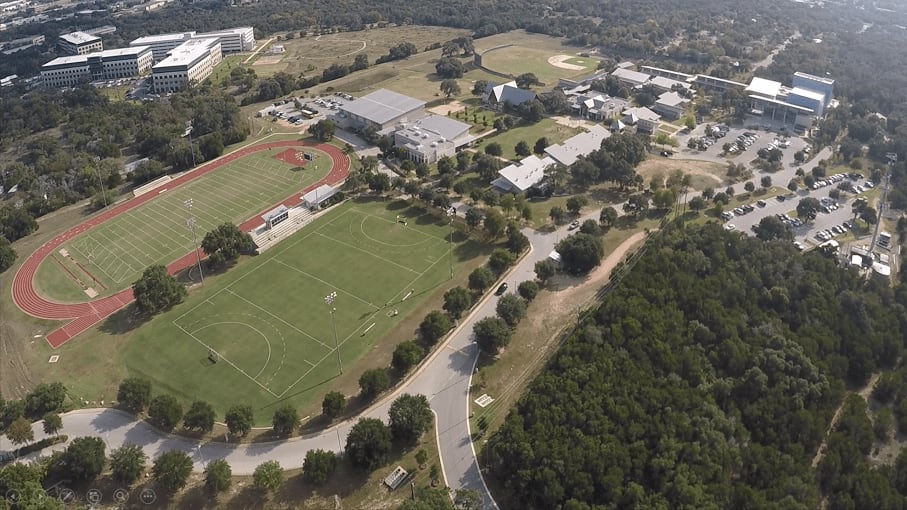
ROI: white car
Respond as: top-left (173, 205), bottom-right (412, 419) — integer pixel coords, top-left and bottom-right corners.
top-left (724, 223), bottom-right (736, 231)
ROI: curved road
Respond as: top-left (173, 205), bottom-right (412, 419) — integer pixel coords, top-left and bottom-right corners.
top-left (1, 214), bottom-right (590, 508)
top-left (10, 138), bottom-right (349, 348)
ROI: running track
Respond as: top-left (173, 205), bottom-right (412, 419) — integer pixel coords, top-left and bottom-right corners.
top-left (11, 140), bottom-right (350, 349)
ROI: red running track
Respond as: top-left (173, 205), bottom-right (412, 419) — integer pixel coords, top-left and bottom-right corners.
top-left (11, 140), bottom-right (350, 349)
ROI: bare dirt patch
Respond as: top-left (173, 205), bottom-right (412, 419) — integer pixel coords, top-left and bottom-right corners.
top-left (548, 54), bottom-right (585, 71)
top-left (252, 55), bottom-right (285, 66)
top-left (636, 157), bottom-right (728, 190)
top-left (427, 100), bottom-right (465, 116)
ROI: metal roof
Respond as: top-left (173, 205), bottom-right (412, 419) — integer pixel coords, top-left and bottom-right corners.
top-left (746, 77), bottom-right (783, 98)
top-left (544, 125), bottom-right (610, 167)
top-left (340, 89), bottom-right (425, 125)
top-left (59, 31), bottom-right (100, 45)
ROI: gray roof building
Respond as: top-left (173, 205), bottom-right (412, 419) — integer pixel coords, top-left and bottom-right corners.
top-left (340, 89), bottom-right (426, 131)
top-left (544, 125), bottom-right (611, 167)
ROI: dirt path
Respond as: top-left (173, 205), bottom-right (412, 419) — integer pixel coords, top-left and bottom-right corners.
top-left (811, 372), bottom-right (881, 468)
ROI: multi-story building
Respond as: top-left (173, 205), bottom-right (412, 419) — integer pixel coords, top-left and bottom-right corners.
top-left (130, 26), bottom-right (254, 61)
top-left (58, 31), bottom-right (103, 55)
top-left (745, 72), bottom-right (835, 127)
top-left (393, 115), bottom-right (471, 164)
top-left (41, 46), bottom-right (152, 88)
top-left (151, 38), bottom-right (222, 93)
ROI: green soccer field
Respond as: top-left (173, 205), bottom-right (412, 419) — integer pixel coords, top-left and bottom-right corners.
top-left (119, 199), bottom-right (473, 421)
top-left (34, 150), bottom-right (332, 301)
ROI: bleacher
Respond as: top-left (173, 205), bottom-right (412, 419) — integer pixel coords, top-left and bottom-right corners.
top-left (250, 206), bottom-right (314, 252)
top-left (132, 175), bottom-right (172, 198)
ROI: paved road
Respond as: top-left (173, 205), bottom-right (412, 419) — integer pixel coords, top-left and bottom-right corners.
top-left (0, 214), bottom-right (583, 509)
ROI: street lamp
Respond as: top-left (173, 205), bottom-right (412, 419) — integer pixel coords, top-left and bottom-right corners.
top-left (184, 199), bottom-right (204, 284)
top-left (447, 208), bottom-right (455, 279)
top-left (324, 291), bottom-right (343, 373)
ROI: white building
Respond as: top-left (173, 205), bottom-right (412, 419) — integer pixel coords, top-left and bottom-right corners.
top-left (393, 115), bottom-right (471, 164)
top-left (41, 46), bottom-right (153, 88)
top-left (151, 38), bottom-right (221, 93)
top-left (340, 89), bottom-right (426, 132)
top-left (621, 106), bottom-right (661, 134)
top-left (744, 73), bottom-right (834, 127)
top-left (130, 26), bottom-right (254, 61)
top-left (653, 91), bottom-right (689, 120)
top-left (611, 67), bottom-right (651, 89)
top-left (544, 125), bottom-right (611, 167)
top-left (58, 31), bottom-right (102, 55)
top-left (492, 154), bottom-right (557, 194)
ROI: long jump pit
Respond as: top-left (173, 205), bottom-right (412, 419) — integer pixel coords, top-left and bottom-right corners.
top-left (273, 148), bottom-right (310, 166)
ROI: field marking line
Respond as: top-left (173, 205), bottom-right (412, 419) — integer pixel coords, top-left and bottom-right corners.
top-left (223, 288), bottom-right (332, 350)
top-left (193, 320), bottom-right (273, 379)
top-left (313, 231), bottom-right (422, 275)
top-left (355, 215), bottom-right (437, 249)
top-left (68, 238), bottom-right (131, 284)
top-left (172, 320), bottom-right (281, 398)
top-left (349, 206), bottom-right (450, 243)
top-left (271, 259), bottom-right (380, 310)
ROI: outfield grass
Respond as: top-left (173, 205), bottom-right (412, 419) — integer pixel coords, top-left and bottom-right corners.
top-left (35, 150), bottom-right (332, 301)
top-left (118, 199), bottom-right (479, 423)
top-left (476, 118), bottom-right (581, 161)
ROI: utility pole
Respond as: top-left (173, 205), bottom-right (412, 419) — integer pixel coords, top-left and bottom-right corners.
top-left (184, 198), bottom-right (204, 284)
top-left (447, 208), bottom-right (455, 279)
top-left (324, 291), bottom-right (343, 373)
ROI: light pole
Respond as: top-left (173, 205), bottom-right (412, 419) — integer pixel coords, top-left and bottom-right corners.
top-left (185, 123), bottom-right (197, 168)
top-left (93, 156), bottom-right (107, 208)
top-left (447, 208), bottom-right (455, 279)
top-left (324, 291), bottom-right (343, 373)
top-left (184, 198), bottom-right (204, 284)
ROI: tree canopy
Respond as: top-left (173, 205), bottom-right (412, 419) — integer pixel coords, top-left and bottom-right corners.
top-left (201, 223), bottom-right (256, 267)
top-left (132, 265), bottom-right (187, 316)
top-left (388, 393), bottom-right (434, 444)
top-left (346, 417), bottom-right (392, 471)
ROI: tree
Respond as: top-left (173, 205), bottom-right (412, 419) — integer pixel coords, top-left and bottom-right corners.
top-left (566, 196), bottom-right (588, 215)
top-left (359, 369), bottom-right (390, 401)
top-left (24, 382), bottom-right (66, 419)
top-left (534, 137), bottom-right (549, 155)
top-left (752, 216), bottom-right (793, 242)
top-left (304, 449), bottom-right (338, 485)
top-left (272, 405), bottom-right (300, 436)
top-left (346, 417), bottom-right (392, 471)
top-left (0, 236), bottom-right (16, 275)
top-left (496, 294), bottom-right (527, 326)
top-left (506, 225), bottom-right (529, 254)
top-left (518, 280), bottom-right (539, 301)
top-left (314, 392), bottom-right (345, 424)
top-left (651, 188), bottom-right (676, 210)
top-left (393, 341), bottom-right (425, 374)
top-left (420, 311), bottom-right (451, 345)
top-left (253, 460), bottom-right (284, 494)
top-left (689, 196), bottom-right (706, 211)
top-left (515, 73), bottom-right (541, 89)
top-left (483, 209), bottom-right (506, 238)
top-left (117, 377), bottom-right (152, 414)
top-left (545, 164), bottom-right (569, 193)
top-left (473, 317), bottom-right (512, 355)
top-left (515, 140), bottom-right (531, 157)
top-left (133, 265), bottom-right (186, 316)
top-left (308, 119), bottom-right (336, 142)
top-left (472, 80), bottom-right (488, 96)
top-left (440, 79), bottom-right (461, 98)
top-left (550, 206), bottom-right (566, 224)
top-left (599, 207), bottom-right (618, 228)
top-left (860, 206), bottom-right (878, 225)
top-left (484, 143), bottom-right (503, 157)
top-left (788, 179), bottom-right (799, 192)
top-left (744, 181), bottom-right (756, 193)
top-left (796, 197), bottom-right (821, 220)
top-left (454, 489), bottom-right (482, 510)
top-left (534, 259), bottom-right (557, 284)
top-left (5, 417), bottom-right (33, 449)
top-left (468, 266), bottom-right (495, 291)
top-left (489, 248), bottom-right (516, 274)
top-left (60, 437), bottom-right (106, 482)
top-left (388, 393), bottom-right (433, 444)
top-left (556, 233), bottom-right (604, 275)
top-left (183, 400), bottom-right (215, 433)
top-left (435, 57), bottom-right (465, 79)
top-left (109, 444), bottom-right (146, 484)
top-left (153, 450), bottom-right (193, 493)
top-left (205, 459), bottom-right (232, 493)
top-left (148, 394), bottom-right (183, 432)
top-left (465, 208), bottom-right (483, 230)
top-left (225, 405), bottom-right (254, 437)
top-left (201, 223), bottom-right (255, 266)
top-left (429, 464), bottom-right (442, 486)
top-left (443, 286), bottom-right (473, 318)
top-left (623, 194), bottom-right (649, 217)
top-left (42, 412), bottom-right (62, 436)
top-left (415, 449), bottom-right (429, 468)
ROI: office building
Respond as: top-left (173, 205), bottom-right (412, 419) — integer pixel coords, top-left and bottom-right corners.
top-left (151, 38), bottom-right (222, 93)
top-left (58, 31), bottom-right (102, 55)
top-left (130, 26), bottom-right (254, 61)
top-left (41, 46), bottom-right (152, 88)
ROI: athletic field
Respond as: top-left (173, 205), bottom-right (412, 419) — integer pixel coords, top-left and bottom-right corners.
top-left (35, 150), bottom-right (332, 301)
top-left (120, 199), bottom-right (469, 417)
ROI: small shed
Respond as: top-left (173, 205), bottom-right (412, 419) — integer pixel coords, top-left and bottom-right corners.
top-left (303, 184), bottom-right (337, 208)
top-left (548, 250), bottom-right (562, 267)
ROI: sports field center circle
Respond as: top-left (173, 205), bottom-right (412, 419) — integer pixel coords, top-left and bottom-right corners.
top-left (10, 139), bottom-right (350, 349)
top-left (355, 216), bottom-right (438, 248)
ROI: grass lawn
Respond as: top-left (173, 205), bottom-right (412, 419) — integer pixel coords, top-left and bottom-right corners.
top-left (34, 150), bottom-right (332, 301)
top-left (207, 54), bottom-right (246, 87)
top-left (473, 30), bottom-right (594, 86)
top-left (106, 199), bottom-right (481, 424)
top-left (477, 118), bottom-right (581, 161)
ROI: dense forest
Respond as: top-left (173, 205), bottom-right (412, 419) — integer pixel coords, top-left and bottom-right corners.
top-left (488, 224), bottom-right (907, 509)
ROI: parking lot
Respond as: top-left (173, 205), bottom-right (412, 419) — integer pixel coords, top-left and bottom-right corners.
top-left (722, 172), bottom-right (876, 249)
top-left (258, 92), bottom-right (353, 127)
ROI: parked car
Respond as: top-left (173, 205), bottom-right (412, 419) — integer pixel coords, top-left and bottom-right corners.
top-left (568, 220), bottom-right (580, 230)
top-left (495, 283), bottom-right (508, 296)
